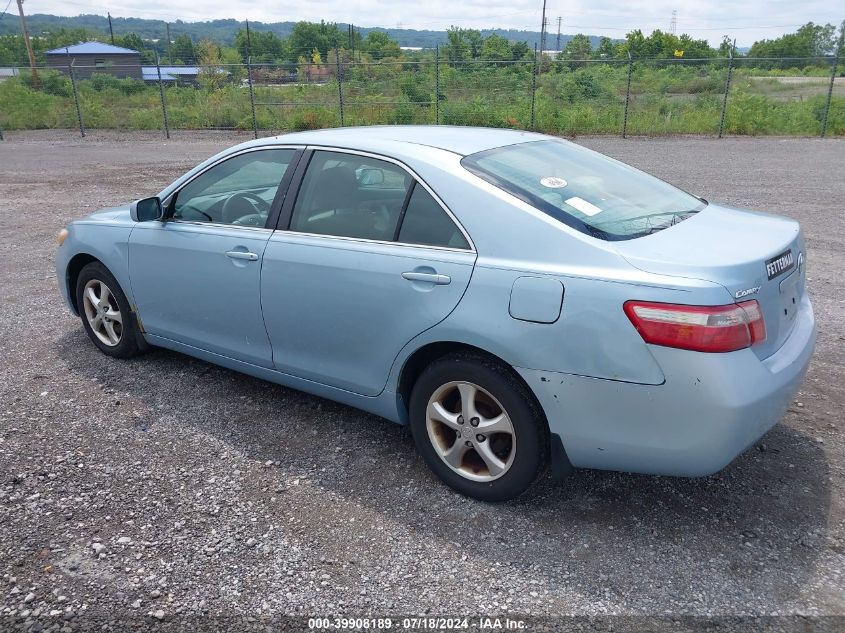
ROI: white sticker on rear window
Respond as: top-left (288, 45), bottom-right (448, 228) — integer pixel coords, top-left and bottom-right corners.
top-left (565, 196), bottom-right (603, 217)
top-left (540, 176), bottom-right (567, 188)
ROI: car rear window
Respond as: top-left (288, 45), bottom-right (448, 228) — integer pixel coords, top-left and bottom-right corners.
top-left (461, 140), bottom-right (706, 241)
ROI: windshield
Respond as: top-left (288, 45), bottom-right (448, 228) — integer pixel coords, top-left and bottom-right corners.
top-left (461, 139), bottom-right (706, 240)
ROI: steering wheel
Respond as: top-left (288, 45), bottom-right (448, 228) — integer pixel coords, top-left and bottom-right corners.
top-left (222, 192), bottom-right (270, 224)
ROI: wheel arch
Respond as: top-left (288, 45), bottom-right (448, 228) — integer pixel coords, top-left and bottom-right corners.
top-left (396, 341), bottom-right (544, 427)
top-left (397, 340), bottom-right (574, 485)
top-left (66, 253), bottom-right (101, 315)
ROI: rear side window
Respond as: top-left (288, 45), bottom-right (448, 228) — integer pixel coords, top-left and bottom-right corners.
top-left (289, 150), bottom-right (469, 249)
top-left (399, 185), bottom-right (469, 250)
top-left (461, 139), bottom-right (705, 241)
top-left (289, 151), bottom-right (411, 241)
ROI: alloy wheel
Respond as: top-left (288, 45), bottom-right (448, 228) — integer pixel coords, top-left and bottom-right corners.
top-left (81, 279), bottom-right (123, 347)
top-left (425, 381), bottom-right (516, 482)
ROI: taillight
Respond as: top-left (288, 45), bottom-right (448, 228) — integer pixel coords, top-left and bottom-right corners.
top-left (623, 300), bottom-right (766, 353)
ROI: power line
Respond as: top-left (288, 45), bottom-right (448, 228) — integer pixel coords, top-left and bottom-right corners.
top-left (556, 16), bottom-right (562, 50)
top-left (0, 0), bottom-right (14, 20)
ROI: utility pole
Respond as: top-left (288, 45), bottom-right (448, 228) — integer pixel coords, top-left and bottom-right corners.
top-left (821, 23), bottom-right (845, 137)
top-left (539, 0), bottom-right (547, 55)
top-left (165, 23), bottom-right (173, 63)
top-left (16, 0), bottom-right (39, 88)
top-left (245, 19), bottom-right (252, 60)
top-left (107, 12), bottom-right (115, 44)
top-left (556, 16), bottom-right (562, 51)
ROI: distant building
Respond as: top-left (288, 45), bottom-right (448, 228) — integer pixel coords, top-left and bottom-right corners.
top-left (142, 66), bottom-right (202, 86)
top-left (0, 67), bottom-right (20, 82)
top-left (45, 42), bottom-right (142, 79)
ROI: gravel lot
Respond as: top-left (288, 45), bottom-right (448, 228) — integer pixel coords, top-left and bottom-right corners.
top-left (0, 130), bottom-right (843, 631)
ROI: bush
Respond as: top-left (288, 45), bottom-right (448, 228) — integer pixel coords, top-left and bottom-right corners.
top-left (398, 75), bottom-right (430, 104)
top-left (18, 69), bottom-right (72, 97)
top-left (290, 108), bottom-right (334, 130)
top-left (88, 73), bottom-right (122, 91)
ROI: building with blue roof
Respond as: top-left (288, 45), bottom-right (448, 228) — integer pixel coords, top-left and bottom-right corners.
top-left (141, 66), bottom-right (203, 85)
top-left (46, 42), bottom-right (142, 79)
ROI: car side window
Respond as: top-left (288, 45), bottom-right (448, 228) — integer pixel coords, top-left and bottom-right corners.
top-left (171, 149), bottom-right (296, 227)
top-left (289, 151), bottom-right (412, 241)
top-left (398, 184), bottom-right (470, 250)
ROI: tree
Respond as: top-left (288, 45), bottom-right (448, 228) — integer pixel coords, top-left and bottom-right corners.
top-left (480, 33), bottom-right (512, 63)
top-left (287, 21), bottom-right (342, 64)
top-left (364, 30), bottom-right (400, 60)
top-left (117, 33), bottom-right (144, 53)
top-left (749, 22), bottom-right (838, 59)
top-left (444, 27), bottom-right (469, 64)
top-left (115, 32), bottom-right (155, 63)
top-left (563, 33), bottom-right (592, 60)
top-left (234, 29), bottom-right (286, 63)
top-left (171, 34), bottom-right (195, 64)
top-left (464, 29), bottom-right (484, 59)
top-left (510, 40), bottom-right (532, 61)
top-left (595, 37), bottom-right (615, 59)
top-left (619, 29), bottom-right (714, 59)
top-left (196, 39), bottom-right (227, 90)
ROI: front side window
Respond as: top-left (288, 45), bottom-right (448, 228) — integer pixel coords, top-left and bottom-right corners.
top-left (461, 140), bottom-right (705, 240)
top-left (172, 149), bottom-right (296, 227)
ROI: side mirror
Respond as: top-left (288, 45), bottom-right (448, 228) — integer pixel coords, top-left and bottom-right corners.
top-left (130, 197), bottom-right (163, 222)
top-left (357, 168), bottom-right (384, 186)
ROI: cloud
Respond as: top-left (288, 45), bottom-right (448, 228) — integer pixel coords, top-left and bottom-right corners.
top-left (33, 0), bottom-right (843, 46)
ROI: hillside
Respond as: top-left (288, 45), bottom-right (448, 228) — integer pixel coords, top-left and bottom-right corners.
top-left (0, 13), bottom-right (606, 49)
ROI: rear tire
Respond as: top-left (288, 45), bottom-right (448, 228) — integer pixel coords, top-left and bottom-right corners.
top-left (76, 262), bottom-right (146, 359)
top-left (409, 353), bottom-right (549, 501)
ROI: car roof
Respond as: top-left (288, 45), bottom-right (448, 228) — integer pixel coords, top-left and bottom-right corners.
top-left (270, 125), bottom-right (550, 157)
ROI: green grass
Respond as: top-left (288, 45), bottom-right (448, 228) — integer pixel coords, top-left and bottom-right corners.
top-left (1, 66), bottom-right (842, 136)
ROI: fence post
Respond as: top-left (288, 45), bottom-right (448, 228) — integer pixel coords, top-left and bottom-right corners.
top-left (622, 52), bottom-right (633, 138)
top-left (155, 55), bottom-right (170, 140)
top-left (530, 43), bottom-right (538, 131)
top-left (247, 56), bottom-right (258, 139)
top-left (434, 45), bottom-right (441, 125)
top-left (0, 124), bottom-right (4, 141)
top-left (718, 46), bottom-right (735, 139)
top-left (68, 60), bottom-right (85, 138)
top-left (335, 49), bottom-right (345, 127)
top-left (821, 29), bottom-right (844, 138)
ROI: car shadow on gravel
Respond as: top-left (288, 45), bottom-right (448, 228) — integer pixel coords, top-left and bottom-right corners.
top-left (57, 330), bottom-right (832, 607)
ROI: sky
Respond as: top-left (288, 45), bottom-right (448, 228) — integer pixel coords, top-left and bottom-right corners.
top-left (20, 0), bottom-right (845, 47)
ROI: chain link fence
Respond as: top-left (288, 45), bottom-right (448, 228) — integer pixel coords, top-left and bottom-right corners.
top-left (1, 51), bottom-right (843, 139)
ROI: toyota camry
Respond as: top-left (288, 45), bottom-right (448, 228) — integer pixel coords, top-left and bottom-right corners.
top-left (55, 126), bottom-right (816, 501)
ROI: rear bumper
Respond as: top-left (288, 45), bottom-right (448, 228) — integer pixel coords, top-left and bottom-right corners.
top-left (518, 295), bottom-right (816, 477)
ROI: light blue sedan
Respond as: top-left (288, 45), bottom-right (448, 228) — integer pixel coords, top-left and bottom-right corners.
top-left (56, 126), bottom-right (816, 501)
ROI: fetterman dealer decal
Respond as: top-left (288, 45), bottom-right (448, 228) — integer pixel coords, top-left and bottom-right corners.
top-left (765, 249), bottom-right (795, 281)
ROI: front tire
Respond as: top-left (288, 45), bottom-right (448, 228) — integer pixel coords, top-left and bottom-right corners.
top-left (76, 262), bottom-right (146, 359)
top-left (409, 353), bottom-right (549, 501)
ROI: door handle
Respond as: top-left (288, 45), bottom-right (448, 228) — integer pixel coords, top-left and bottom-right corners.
top-left (402, 271), bottom-right (451, 285)
top-left (225, 250), bottom-right (259, 261)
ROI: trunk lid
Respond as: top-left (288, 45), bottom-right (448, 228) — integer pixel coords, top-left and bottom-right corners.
top-left (612, 203), bottom-right (806, 360)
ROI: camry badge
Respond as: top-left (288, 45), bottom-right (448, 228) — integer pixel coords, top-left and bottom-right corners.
top-left (735, 286), bottom-right (761, 299)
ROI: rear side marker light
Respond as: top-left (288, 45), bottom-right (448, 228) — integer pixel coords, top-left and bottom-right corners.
top-left (624, 300), bottom-right (766, 353)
